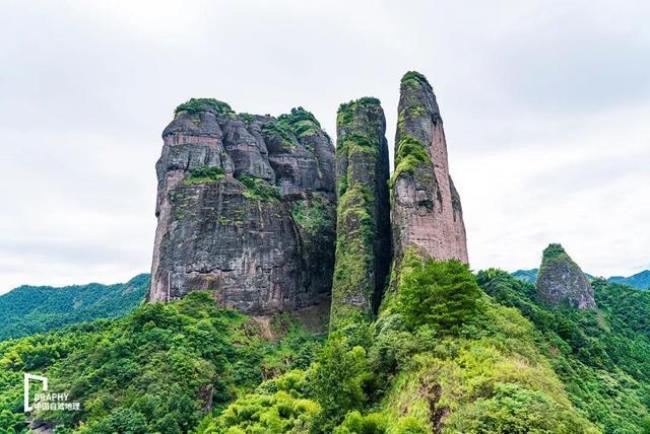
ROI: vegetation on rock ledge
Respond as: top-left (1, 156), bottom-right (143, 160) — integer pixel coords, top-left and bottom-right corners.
top-left (175, 98), bottom-right (233, 116)
top-left (239, 174), bottom-right (280, 201)
top-left (277, 107), bottom-right (322, 138)
top-left (401, 71), bottom-right (432, 89)
top-left (183, 166), bottom-right (225, 185)
top-left (291, 195), bottom-right (334, 238)
top-left (389, 135), bottom-right (431, 190)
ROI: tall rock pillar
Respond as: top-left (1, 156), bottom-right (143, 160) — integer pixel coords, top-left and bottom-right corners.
top-left (390, 71), bottom-right (468, 268)
top-left (330, 98), bottom-right (391, 327)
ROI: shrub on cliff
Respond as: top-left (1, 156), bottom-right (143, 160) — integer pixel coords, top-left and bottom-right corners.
top-left (396, 255), bottom-right (481, 333)
top-left (277, 106), bottom-right (321, 138)
top-left (238, 175), bottom-right (280, 201)
top-left (183, 166), bottom-right (225, 185)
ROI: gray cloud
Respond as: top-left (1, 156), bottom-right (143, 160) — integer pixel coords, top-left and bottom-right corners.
top-left (1, 0), bottom-right (649, 293)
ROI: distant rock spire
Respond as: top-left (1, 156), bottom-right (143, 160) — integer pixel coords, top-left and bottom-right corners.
top-left (330, 97), bottom-right (391, 327)
top-left (536, 243), bottom-right (597, 309)
top-left (390, 71), bottom-right (468, 266)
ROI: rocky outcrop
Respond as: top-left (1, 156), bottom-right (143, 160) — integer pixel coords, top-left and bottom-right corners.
top-left (536, 243), bottom-right (597, 309)
top-left (149, 99), bottom-right (336, 314)
top-left (390, 71), bottom-right (468, 267)
top-left (330, 98), bottom-right (391, 327)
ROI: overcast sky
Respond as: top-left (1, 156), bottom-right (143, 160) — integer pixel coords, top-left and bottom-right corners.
top-left (1, 0), bottom-right (649, 293)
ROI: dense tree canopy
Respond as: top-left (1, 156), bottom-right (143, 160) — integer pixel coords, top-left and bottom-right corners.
top-left (1, 260), bottom-right (648, 433)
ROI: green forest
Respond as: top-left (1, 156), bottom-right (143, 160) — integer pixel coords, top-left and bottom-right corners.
top-left (0, 275), bottom-right (149, 341)
top-left (1, 258), bottom-right (648, 433)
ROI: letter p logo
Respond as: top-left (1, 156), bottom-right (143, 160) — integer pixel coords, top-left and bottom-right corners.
top-left (24, 373), bottom-right (48, 412)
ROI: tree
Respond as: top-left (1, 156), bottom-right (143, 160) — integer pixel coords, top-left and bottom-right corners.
top-left (397, 255), bottom-right (481, 333)
top-left (310, 336), bottom-right (370, 432)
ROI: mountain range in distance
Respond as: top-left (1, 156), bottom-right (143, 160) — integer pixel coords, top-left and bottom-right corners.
top-left (0, 273), bottom-right (149, 340)
top-left (0, 266), bottom-right (646, 343)
top-left (512, 268), bottom-right (650, 289)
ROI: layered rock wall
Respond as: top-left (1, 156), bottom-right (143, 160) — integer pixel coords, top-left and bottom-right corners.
top-left (150, 72), bottom-right (472, 318)
top-left (149, 99), bottom-right (336, 314)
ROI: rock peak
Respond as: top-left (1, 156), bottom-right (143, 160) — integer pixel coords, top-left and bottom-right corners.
top-left (536, 243), bottom-right (597, 309)
top-left (149, 99), bottom-right (336, 314)
top-left (390, 71), bottom-right (468, 267)
top-left (330, 97), bottom-right (391, 327)
top-left (401, 71), bottom-right (432, 88)
top-left (543, 243), bottom-right (568, 259)
top-left (174, 98), bottom-right (234, 116)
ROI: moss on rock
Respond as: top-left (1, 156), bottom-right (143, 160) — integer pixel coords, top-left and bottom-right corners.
top-left (401, 70), bottom-right (432, 89)
top-left (331, 97), bottom-right (391, 329)
top-left (389, 135), bottom-right (431, 189)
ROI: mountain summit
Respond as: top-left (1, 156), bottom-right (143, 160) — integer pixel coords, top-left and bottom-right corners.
top-left (536, 243), bottom-right (597, 309)
top-left (390, 71), bottom-right (468, 267)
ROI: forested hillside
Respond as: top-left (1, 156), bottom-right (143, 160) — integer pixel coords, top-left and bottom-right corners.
top-left (1, 73), bottom-right (648, 433)
top-left (0, 292), bottom-right (323, 434)
top-left (480, 272), bottom-right (650, 433)
top-left (1, 260), bottom-right (648, 433)
top-left (608, 271), bottom-right (650, 290)
top-left (0, 274), bottom-right (149, 341)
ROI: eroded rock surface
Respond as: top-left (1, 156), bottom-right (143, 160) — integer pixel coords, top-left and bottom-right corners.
top-left (536, 243), bottom-right (597, 309)
top-left (390, 72), bottom-right (468, 266)
top-left (149, 99), bottom-right (336, 314)
top-left (330, 97), bottom-right (391, 326)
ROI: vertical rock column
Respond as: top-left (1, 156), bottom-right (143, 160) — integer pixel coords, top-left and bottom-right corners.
top-left (390, 71), bottom-right (468, 269)
top-left (330, 97), bottom-right (391, 327)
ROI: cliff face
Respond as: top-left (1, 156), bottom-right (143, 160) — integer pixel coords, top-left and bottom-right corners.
top-left (150, 72), bottom-right (471, 317)
top-left (536, 244), bottom-right (597, 309)
top-left (390, 72), bottom-right (468, 267)
top-left (330, 98), bottom-right (391, 327)
top-left (149, 99), bottom-right (336, 314)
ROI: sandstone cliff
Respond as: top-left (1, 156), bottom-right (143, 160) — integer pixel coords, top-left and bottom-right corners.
top-left (536, 243), bottom-right (597, 309)
top-left (330, 97), bottom-right (391, 327)
top-left (149, 99), bottom-right (336, 314)
top-left (390, 72), bottom-right (468, 266)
